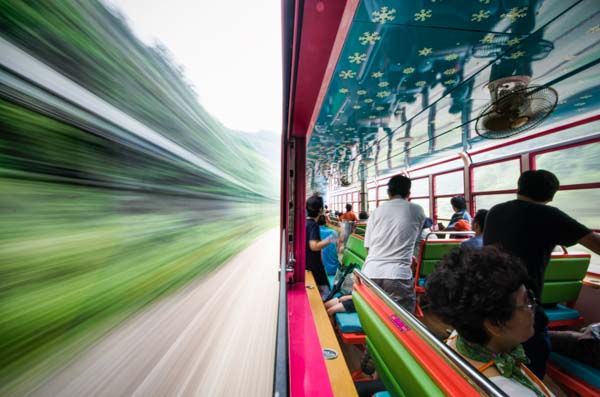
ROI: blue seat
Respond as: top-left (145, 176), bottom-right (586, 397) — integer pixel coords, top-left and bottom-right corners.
top-left (544, 304), bottom-right (580, 322)
top-left (373, 392), bottom-right (390, 397)
top-left (550, 352), bottom-right (600, 389)
top-left (418, 277), bottom-right (426, 287)
top-left (327, 275), bottom-right (336, 289)
top-left (335, 312), bottom-right (363, 333)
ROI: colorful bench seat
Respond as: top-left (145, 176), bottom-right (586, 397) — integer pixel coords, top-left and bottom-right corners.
top-left (542, 253), bottom-right (590, 327)
top-left (548, 352), bottom-right (600, 396)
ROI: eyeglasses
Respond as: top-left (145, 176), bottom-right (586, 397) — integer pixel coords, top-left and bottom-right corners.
top-left (514, 289), bottom-right (538, 312)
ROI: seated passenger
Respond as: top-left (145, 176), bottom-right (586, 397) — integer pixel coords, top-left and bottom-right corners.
top-left (306, 196), bottom-right (334, 296)
top-left (439, 196), bottom-right (472, 231)
top-left (325, 295), bottom-right (355, 316)
top-left (452, 219), bottom-right (471, 238)
top-left (317, 215), bottom-right (340, 275)
top-left (359, 210), bottom-right (369, 220)
top-left (461, 209), bottom-right (488, 250)
top-left (427, 247), bottom-right (554, 397)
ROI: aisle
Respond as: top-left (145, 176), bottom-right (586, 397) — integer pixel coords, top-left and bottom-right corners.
top-left (28, 229), bottom-right (279, 397)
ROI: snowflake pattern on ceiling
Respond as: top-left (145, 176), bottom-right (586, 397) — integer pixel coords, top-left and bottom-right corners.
top-left (507, 37), bottom-right (521, 46)
top-left (359, 32), bottom-right (381, 45)
top-left (378, 81), bottom-right (389, 87)
top-left (403, 67), bottom-right (415, 74)
top-left (444, 53), bottom-right (459, 61)
top-left (480, 34), bottom-right (495, 44)
top-left (418, 47), bottom-right (433, 56)
top-left (357, 90), bottom-right (367, 95)
top-left (443, 68), bottom-right (457, 75)
top-left (371, 71), bottom-right (384, 78)
top-left (580, 95), bottom-right (592, 99)
top-left (502, 7), bottom-right (528, 22)
top-left (415, 80), bottom-right (427, 87)
top-left (471, 10), bottom-right (490, 22)
top-left (339, 88), bottom-right (349, 94)
top-left (352, 105), bottom-right (361, 109)
top-left (508, 50), bottom-right (525, 59)
top-left (375, 106), bottom-right (385, 111)
top-left (444, 79), bottom-right (456, 85)
top-left (349, 52), bottom-right (367, 64)
top-left (414, 9), bottom-right (432, 22)
top-left (372, 6), bottom-right (396, 23)
top-left (339, 70), bottom-right (356, 79)
top-left (588, 25), bottom-right (600, 33)
top-left (364, 98), bottom-right (374, 103)
top-left (377, 91), bottom-right (391, 98)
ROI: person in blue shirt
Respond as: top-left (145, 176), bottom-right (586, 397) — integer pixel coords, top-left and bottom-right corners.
top-left (440, 196), bottom-right (472, 231)
top-left (461, 209), bottom-right (488, 250)
top-left (317, 215), bottom-right (340, 275)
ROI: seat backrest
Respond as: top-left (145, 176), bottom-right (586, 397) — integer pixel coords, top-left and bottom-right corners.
top-left (542, 254), bottom-right (590, 304)
top-left (353, 275), bottom-right (493, 397)
top-left (346, 234), bottom-right (367, 260)
top-left (342, 249), bottom-right (364, 268)
top-left (417, 240), bottom-right (462, 277)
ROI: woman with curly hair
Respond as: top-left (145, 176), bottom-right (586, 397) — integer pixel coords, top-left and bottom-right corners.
top-left (427, 246), bottom-right (554, 396)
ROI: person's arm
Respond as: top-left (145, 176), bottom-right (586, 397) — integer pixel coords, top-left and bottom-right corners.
top-left (578, 232), bottom-right (600, 255)
top-left (309, 235), bottom-right (333, 251)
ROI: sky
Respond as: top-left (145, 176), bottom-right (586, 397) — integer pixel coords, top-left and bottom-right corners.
top-left (110, 0), bottom-right (282, 134)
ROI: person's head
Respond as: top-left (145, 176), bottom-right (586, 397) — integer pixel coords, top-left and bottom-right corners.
top-left (359, 211), bottom-right (368, 220)
top-left (317, 214), bottom-right (327, 226)
top-left (345, 203), bottom-right (353, 212)
top-left (306, 196), bottom-right (323, 218)
top-left (450, 196), bottom-right (467, 211)
top-left (427, 247), bottom-right (534, 349)
top-left (517, 170), bottom-right (560, 203)
top-left (388, 175), bottom-right (411, 199)
top-left (473, 209), bottom-right (488, 235)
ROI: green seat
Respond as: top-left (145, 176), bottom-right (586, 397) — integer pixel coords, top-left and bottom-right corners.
top-left (354, 293), bottom-right (445, 397)
top-left (417, 242), bottom-right (461, 277)
top-left (342, 249), bottom-right (364, 268)
top-left (347, 235), bottom-right (368, 260)
top-left (541, 255), bottom-right (590, 304)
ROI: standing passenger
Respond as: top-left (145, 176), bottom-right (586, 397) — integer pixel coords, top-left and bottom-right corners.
top-left (484, 170), bottom-right (600, 379)
top-left (363, 175), bottom-right (425, 312)
top-left (340, 203), bottom-right (358, 247)
top-left (306, 196), bottom-right (334, 295)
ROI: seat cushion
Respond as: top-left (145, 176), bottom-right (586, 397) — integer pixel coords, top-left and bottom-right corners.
top-left (373, 392), bottom-right (390, 397)
top-left (550, 353), bottom-right (600, 389)
top-left (544, 304), bottom-right (580, 322)
top-left (335, 312), bottom-right (363, 333)
top-left (327, 275), bottom-right (336, 289)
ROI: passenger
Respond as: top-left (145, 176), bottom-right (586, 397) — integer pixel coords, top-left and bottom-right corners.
top-left (358, 210), bottom-right (369, 220)
top-left (340, 203), bottom-right (358, 246)
top-left (484, 170), bottom-right (600, 379)
top-left (453, 219), bottom-right (471, 238)
top-left (428, 247), bottom-right (555, 397)
top-left (414, 217), bottom-right (437, 256)
top-left (306, 196), bottom-right (334, 296)
top-left (439, 196), bottom-right (472, 230)
top-left (461, 209), bottom-right (488, 250)
top-left (317, 215), bottom-right (340, 276)
top-left (363, 175), bottom-right (425, 313)
top-left (360, 175), bottom-right (425, 377)
top-left (325, 295), bottom-right (355, 316)
top-left (340, 203), bottom-right (359, 222)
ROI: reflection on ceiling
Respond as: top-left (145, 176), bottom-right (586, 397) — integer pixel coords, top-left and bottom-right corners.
top-left (307, 0), bottom-right (600, 190)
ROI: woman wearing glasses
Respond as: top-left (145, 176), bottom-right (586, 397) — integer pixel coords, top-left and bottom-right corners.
top-left (427, 246), bottom-right (554, 396)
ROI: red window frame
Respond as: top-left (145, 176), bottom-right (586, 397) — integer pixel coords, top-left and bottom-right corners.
top-left (432, 168), bottom-right (464, 223)
top-left (470, 156), bottom-right (521, 212)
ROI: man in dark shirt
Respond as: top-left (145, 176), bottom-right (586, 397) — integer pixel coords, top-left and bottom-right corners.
top-left (484, 170), bottom-right (600, 379)
top-left (306, 196), bottom-right (334, 293)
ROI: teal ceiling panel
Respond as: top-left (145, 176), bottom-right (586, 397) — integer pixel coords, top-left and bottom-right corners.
top-left (307, 0), bottom-right (600, 186)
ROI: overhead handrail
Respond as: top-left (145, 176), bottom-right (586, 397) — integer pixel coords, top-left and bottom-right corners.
top-left (273, 229), bottom-right (289, 397)
top-left (353, 269), bottom-right (508, 397)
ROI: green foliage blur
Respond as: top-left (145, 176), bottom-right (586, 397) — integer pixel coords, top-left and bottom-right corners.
top-left (0, 0), bottom-right (280, 392)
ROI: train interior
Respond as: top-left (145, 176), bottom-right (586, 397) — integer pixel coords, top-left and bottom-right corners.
top-left (280, 0), bottom-right (600, 396)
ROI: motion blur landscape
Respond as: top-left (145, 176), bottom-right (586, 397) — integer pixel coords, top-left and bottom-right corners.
top-left (0, 1), bottom-right (280, 393)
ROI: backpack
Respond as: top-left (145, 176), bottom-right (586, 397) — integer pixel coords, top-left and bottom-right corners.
top-left (325, 263), bottom-right (358, 301)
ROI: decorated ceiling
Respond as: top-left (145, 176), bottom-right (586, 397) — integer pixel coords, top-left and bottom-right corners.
top-left (307, 0), bottom-right (600, 189)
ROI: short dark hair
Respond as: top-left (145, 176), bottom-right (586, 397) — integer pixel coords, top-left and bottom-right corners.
top-left (317, 215), bottom-right (327, 226)
top-left (359, 211), bottom-right (368, 220)
top-left (346, 203), bottom-right (353, 212)
top-left (306, 196), bottom-right (323, 217)
top-left (388, 175), bottom-right (411, 198)
top-left (518, 170), bottom-right (560, 202)
top-left (426, 246), bottom-right (528, 345)
top-left (473, 209), bottom-right (488, 230)
top-left (450, 196), bottom-right (467, 210)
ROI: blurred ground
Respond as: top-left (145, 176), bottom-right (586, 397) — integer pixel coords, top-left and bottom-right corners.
top-left (25, 229), bottom-right (279, 397)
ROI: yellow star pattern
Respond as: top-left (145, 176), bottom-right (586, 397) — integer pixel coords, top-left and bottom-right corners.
top-left (415, 80), bottom-right (427, 87)
top-left (443, 68), bottom-right (457, 75)
top-left (445, 53), bottom-right (459, 61)
top-left (418, 47), bottom-right (433, 56)
top-left (403, 67), bottom-right (415, 74)
top-left (508, 50), bottom-right (525, 59)
top-left (339, 88), bottom-right (349, 94)
top-left (378, 81), bottom-right (389, 88)
top-left (507, 37), bottom-right (521, 46)
top-left (371, 71), bottom-right (384, 78)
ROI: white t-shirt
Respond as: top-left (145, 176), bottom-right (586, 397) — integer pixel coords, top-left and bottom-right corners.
top-left (363, 198), bottom-right (425, 280)
top-left (491, 376), bottom-right (554, 397)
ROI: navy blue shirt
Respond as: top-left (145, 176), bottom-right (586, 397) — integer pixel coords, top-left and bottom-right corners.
top-left (306, 218), bottom-right (328, 286)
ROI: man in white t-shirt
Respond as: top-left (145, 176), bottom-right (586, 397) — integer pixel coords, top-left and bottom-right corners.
top-left (363, 175), bottom-right (425, 312)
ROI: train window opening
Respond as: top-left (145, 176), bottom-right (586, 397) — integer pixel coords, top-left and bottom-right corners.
top-left (472, 158), bottom-right (521, 192)
top-left (433, 170), bottom-right (464, 196)
top-left (473, 193), bottom-right (514, 213)
top-left (411, 198), bottom-right (431, 219)
top-left (534, 141), bottom-right (600, 186)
